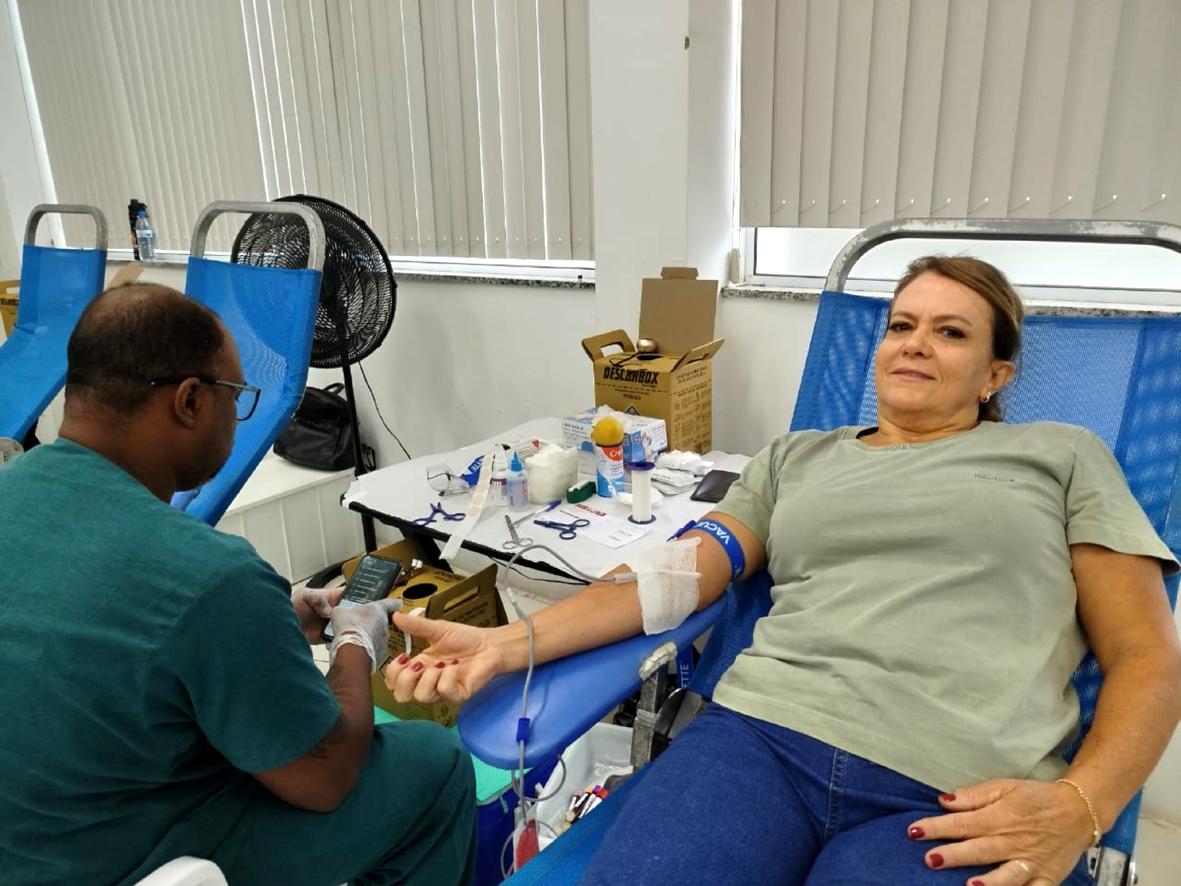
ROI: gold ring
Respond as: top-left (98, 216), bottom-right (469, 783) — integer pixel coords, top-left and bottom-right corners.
top-left (1013, 859), bottom-right (1033, 877)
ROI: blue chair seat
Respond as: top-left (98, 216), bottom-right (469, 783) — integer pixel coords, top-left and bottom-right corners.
top-left (171, 257), bottom-right (321, 525)
top-left (0, 243), bottom-right (106, 441)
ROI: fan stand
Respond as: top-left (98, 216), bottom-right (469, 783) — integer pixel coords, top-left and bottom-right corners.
top-left (339, 362), bottom-right (376, 551)
top-left (331, 304), bottom-right (378, 552)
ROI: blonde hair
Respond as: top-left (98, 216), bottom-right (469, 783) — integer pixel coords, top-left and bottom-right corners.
top-left (892, 255), bottom-right (1024, 421)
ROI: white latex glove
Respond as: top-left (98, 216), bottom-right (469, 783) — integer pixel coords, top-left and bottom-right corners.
top-left (290, 585), bottom-right (345, 645)
top-left (328, 598), bottom-right (401, 673)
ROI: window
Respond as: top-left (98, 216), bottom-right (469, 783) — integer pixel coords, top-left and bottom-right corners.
top-left (740, 0), bottom-right (1181, 304)
top-left (750, 227), bottom-right (1181, 306)
top-left (740, 0), bottom-right (1181, 232)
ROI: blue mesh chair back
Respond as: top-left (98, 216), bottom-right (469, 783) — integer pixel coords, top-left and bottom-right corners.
top-left (0, 244), bottom-right (106, 440)
top-left (169, 257), bottom-right (322, 525)
top-left (690, 290), bottom-right (1181, 856)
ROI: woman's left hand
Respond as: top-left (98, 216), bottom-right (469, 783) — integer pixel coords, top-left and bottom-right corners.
top-left (907, 778), bottom-right (1094, 885)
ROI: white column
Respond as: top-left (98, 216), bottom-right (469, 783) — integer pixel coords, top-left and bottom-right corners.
top-left (686, 0), bottom-right (739, 285)
top-left (0, 0), bottom-right (56, 276)
top-left (588, 0), bottom-right (691, 333)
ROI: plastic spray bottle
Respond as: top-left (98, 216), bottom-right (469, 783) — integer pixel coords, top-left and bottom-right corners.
top-left (506, 451), bottom-right (530, 509)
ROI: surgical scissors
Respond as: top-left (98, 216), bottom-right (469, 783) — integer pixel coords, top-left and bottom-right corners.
top-left (413, 501), bottom-right (465, 526)
top-left (534, 517), bottom-right (590, 540)
top-left (502, 514), bottom-right (534, 551)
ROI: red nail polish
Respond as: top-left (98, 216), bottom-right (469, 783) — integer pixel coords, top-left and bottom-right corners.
top-left (940, 793), bottom-right (956, 802)
top-left (411, 661), bottom-right (423, 672)
top-left (928, 853), bottom-right (944, 869)
top-left (396, 654), bottom-right (409, 665)
top-left (451, 658), bottom-right (460, 665)
top-left (908, 826), bottom-right (924, 839)
top-left (971, 881), bottom-right (986, 886)
top-left (434, 661), bottom-right (446, 669)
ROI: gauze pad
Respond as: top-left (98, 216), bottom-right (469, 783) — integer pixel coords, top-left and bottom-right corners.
top-left (633, 537), bottom-right (702, 635)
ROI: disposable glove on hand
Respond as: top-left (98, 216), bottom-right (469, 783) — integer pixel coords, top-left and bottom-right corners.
top-left (328, 598), bottom-right (401, 673)
top-left (290, 585), bottom-right (345, 645)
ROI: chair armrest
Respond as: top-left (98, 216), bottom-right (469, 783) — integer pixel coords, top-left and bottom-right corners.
top-left (458, 600), bottom-right (724, 769)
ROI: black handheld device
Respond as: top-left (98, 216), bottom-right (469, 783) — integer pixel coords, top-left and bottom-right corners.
top-left (690, 469), bottom-right (741, 503)
top-left (322, 554), bottom-right (403, 642)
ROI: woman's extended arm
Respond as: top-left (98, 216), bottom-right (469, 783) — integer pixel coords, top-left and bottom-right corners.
top-left (385, 512), bottom-right (766, 705)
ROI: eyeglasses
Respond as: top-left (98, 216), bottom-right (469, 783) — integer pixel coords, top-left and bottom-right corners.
top-left (148, 375), bottom-right (262, 421)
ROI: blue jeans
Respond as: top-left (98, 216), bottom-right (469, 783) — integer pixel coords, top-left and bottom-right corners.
top-left (581, 705), bottom-right (1091, 886)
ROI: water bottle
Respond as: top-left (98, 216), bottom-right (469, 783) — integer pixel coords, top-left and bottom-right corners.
top-left (134, 210), bottom-right (156, 261)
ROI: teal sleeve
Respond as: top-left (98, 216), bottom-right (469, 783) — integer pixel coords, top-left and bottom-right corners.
top-left (159, 551), bottom-right (343, 773)
top-left (713, 438), bottom-right (782, 544)
top-left (1065, 428), bottom-right (1179, 575)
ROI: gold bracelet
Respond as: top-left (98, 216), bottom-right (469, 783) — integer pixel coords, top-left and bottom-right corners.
top-left (1056, 778), bottom-right (1102, 848)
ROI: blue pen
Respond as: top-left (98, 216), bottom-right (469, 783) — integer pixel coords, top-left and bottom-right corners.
top-left (667, 519), bottom-right (698, 541)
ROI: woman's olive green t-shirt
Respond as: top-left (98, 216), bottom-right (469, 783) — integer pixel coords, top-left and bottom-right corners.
top-left (713, 421), bottom-right (1177, 791)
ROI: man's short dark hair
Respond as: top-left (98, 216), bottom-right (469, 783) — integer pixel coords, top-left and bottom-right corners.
top-left (66, 283), bottom-right (225, 413)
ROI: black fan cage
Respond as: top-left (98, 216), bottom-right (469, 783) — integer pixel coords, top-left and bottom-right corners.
top-left (231, 194), bottom-right (396, 368)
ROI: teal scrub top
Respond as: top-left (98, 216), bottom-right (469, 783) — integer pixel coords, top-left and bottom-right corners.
top-left (0, 439), bottom-right (340, 884)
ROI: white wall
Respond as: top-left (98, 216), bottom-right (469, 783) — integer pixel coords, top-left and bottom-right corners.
top-left (714, 295), bottom-right (817, 453)
top-left (588, 0), bottom-right (691, 332)
top-left (335, 279), bottom-right (595, 467)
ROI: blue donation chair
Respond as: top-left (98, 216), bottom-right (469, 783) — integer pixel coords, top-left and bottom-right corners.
top-left (0, 204), bottom-right (107, 442)
top-left (170, 201), bottom-right (324, 525)
top-left (460, 218), bottom-right (1181, 885)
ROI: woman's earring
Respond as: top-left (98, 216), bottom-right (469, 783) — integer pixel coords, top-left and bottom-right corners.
top-left (981, 391), bottom-right (993, 404)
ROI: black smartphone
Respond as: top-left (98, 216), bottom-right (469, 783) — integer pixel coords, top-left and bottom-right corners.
top-left (690, 469), bottom-right (741, 503)
top-left (322, 554), bottom-right (403, 642)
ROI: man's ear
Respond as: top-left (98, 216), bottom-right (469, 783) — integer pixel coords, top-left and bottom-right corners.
top-left (171, 379), bottom-right (203, 429)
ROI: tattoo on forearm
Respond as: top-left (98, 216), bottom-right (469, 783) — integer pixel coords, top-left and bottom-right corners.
top-left (307, 714), bottom-right (347, 759)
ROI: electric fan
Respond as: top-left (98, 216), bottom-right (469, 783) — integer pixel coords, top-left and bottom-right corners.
top-left (232, 194), bottom-right (397, 550)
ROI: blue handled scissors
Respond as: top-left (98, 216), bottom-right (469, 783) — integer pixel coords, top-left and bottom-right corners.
top-left (534, 517), bottom-right (590, 540)
top-left (413, 501), bottom-right (465, 526)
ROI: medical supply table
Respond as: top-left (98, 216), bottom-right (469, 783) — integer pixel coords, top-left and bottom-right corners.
top-left (342, 417), bottom-right (749, 581)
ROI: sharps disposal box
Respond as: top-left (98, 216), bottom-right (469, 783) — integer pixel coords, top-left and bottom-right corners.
top-left (581, 267), bottom-right (723, 453)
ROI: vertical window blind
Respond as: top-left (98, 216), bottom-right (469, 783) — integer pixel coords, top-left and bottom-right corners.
top-left (18, 0), bottom-right (594, 261)
top-left (242, 0), bottom-right (594, 260)
top-left (741, 0), bottom-right (1181, 230)
top-left (17, 0), bottom-right (264, 252)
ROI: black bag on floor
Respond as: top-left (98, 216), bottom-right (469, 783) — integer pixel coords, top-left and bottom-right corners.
top-left (273, 383), bottom-right (355, 471)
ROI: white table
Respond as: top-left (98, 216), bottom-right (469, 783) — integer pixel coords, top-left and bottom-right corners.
top-left (343, 417), bottom-right (749, 580)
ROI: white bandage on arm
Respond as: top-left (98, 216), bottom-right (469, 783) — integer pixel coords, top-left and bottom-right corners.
top-left (632, 538), bottom-right (702, 635)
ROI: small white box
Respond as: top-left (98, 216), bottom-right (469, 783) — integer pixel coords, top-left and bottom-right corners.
top-left (561, 410), bottom-right (668, 467)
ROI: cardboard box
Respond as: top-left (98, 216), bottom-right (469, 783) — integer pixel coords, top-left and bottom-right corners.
top-left (582, 267), bottom-right (723, 453)
top-left (561, 409), bottom-right (668, 473)
top-left (0, 279), bottom-right (19, 337)
top-left (342, 539), bottom-right (507, 727)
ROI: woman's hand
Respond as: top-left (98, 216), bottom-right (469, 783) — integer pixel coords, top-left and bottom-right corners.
top-left (383, 611), bottom-right (507, 705)
top-left (907, 778), bottom-right (1094, 885)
